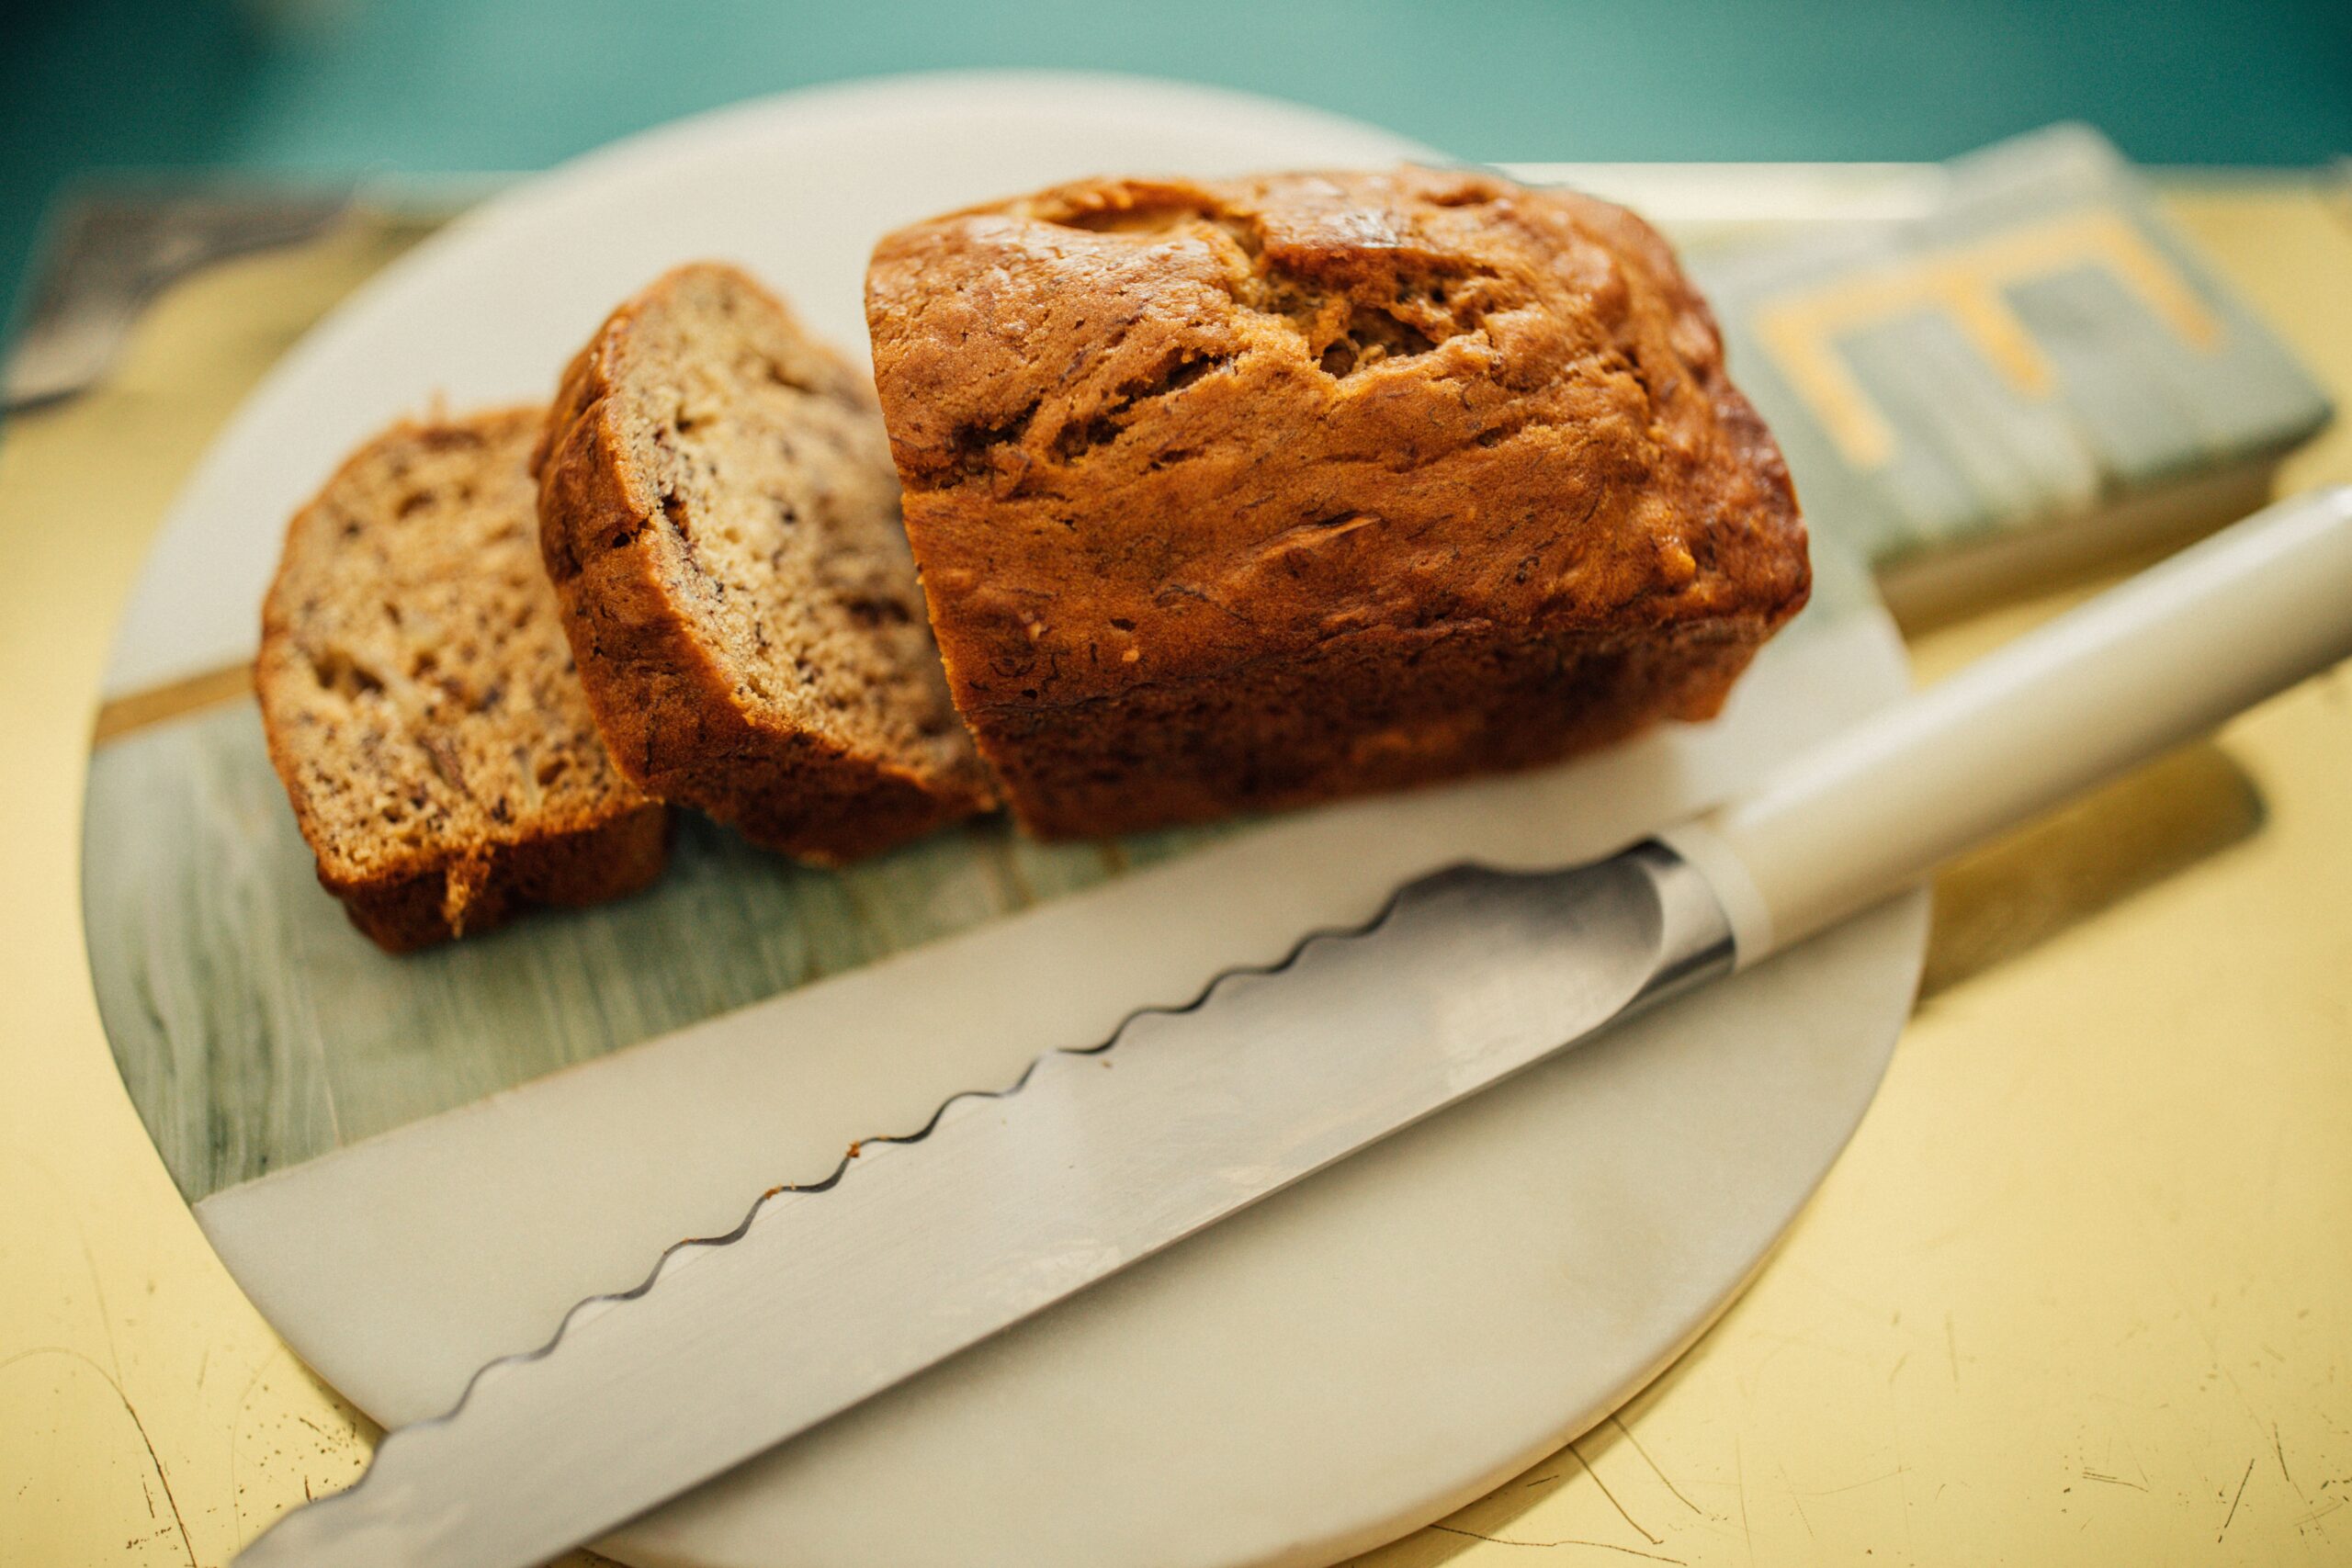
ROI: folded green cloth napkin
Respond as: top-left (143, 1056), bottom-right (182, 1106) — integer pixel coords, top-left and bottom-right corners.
top-left (1690, 123), bottom-right (2331, 616)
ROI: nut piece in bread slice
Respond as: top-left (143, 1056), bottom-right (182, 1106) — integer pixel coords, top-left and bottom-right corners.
top-left (534, 263), bottom-right (992, 864)
top-left (256, 407), bottom-right (669, 953)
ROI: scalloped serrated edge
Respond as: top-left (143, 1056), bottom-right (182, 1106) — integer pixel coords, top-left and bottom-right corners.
top-left (236, 862), bottom-right (1503, 1559)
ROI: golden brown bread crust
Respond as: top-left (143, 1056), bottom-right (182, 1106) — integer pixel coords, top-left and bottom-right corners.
top-left (534, 265), bottom-right (992, 863)
top-left (865, 167), bottom-right (1810, 837)
top-left (256, 408), bottom-right (670, 953)
top-left (317, 807), bottom-right (671, 954)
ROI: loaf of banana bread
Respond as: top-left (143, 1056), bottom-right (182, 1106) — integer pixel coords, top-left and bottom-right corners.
top-left (865, 167), bottom-right (1811, 838)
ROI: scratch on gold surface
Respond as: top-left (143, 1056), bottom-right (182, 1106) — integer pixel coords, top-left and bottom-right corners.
top-left (1788, 1467), bottom-right (1910, 1497)
top-left (1607, 1415), bottom-right (1702, 1517)
top-left (1567, 1440), bottom-right (1663, 1546)
top-left (0, 1345), bottom-right (198, 1568)
top-left (2220, 1456), bottom-right (2256, 1540)
top-left (225, 1348), bottom-right (286, 1540)
top-left (1427, 1523), bottom-right (1687, 1562)
top-left (1733, 1439), bottom-right (1754, 1564)
top-left (2294, 1497), bottom-right (2346, 1531)
top-left (1776, 1463), bottom-right (1822, 1546)
top-left (2277, 1423), bottom-right (2305, 1501)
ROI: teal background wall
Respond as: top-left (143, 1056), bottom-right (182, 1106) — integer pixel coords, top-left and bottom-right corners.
top-left (4, 0), bottom-right (2348, 333)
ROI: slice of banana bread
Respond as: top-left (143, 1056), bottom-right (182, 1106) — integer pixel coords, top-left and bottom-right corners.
top-left (534, 263), bottom-right (992, 863)
top-left (865, 168), bottom-right (1812, 839)
top-left (256, 408), bottom-right (669, 953)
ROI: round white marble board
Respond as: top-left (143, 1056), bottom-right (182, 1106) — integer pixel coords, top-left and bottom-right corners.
top-left (95, 72), bottom-right (1928, 1568)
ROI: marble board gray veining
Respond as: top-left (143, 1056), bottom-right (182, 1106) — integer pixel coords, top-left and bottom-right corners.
top-left (85, 547), bottom-right (1875, 1204)
top-left (81, 700), bottom-right (1228, 1201)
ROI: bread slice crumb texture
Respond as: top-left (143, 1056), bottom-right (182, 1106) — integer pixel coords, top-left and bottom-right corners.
top-left (535, 263), bottom-right (991, 863)
top-left (256, 408), bottom-right (667, 951)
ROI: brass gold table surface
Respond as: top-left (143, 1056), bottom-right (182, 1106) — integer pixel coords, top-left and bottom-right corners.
top-left (4, 181), bottom-right (2347, 1568)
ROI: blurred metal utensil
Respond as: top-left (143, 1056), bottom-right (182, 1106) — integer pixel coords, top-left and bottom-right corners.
top-left (4, 186), bottom-right (352, 412)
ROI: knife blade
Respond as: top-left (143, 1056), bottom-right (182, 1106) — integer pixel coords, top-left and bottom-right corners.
top-left (238, 487), bottom-right (2352, 1568)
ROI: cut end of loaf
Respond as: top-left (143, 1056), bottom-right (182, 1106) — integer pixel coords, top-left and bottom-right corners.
top-left (256, 407), bottom-right (668, 952)
top-left (535, 262), bottom-right (992, 862)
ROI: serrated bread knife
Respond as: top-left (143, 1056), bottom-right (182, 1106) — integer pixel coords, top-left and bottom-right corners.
top-left (240, 488), bottom-right (2352, 1568)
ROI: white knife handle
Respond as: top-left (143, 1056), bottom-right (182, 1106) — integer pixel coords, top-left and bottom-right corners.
top-left (1665, 486), bottom-right (2352, 966)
